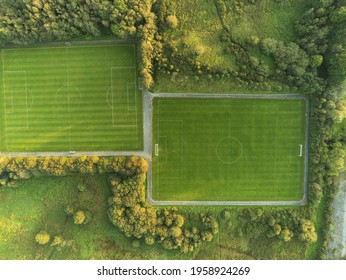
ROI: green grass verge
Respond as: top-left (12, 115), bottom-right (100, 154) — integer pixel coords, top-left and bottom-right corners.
top-left (0, 43), bottom-right (142, 152)
top-left (152, 97), bottom-right (307, 201)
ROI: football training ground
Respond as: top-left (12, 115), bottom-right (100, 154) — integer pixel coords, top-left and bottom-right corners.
top-left (0, 41), bottom-right (310, 205)
top-left (0, 43), bottom-right (142, 152)
top-left (151, 95), bottom-right (308, 203)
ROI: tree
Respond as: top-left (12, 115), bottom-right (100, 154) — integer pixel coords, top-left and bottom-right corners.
top-left (299, 219), bottom-right (317, 242)
top-left (35, 231), bottom-right (50, 245)
top-left (170, 226), bottom-right (182, 238)
top-left (310, 55), bottom-right (323, 68)
top-left (51, 235), bottom-right (63, 247)
top-left (273, 223), bottom-right (282, 236)
top-left (194, 45), bottom-right (205, 56)
top-left (166, 15), bottom-right (178, 28)
top-left (73, 210), bottom-right (86, 225)
top-left (331, 100), bottom-right (346, 123)
top-left (280, 228), bottom-right (293, 242)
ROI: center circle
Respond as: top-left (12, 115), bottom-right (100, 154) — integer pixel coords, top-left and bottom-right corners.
top-left (56, 86), bottom-right (82, 112)
top-left (216, 137), bottom-right (243, 164)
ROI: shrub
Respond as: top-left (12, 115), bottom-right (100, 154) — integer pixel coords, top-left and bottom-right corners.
top-left (84, 211), bottom-right (93, 225)
top-left (310, 55), bottom-right (323, 68)
top-left (35, 231), bottom-right (50, 245)
top-left (194, 45), bottom-right (205, 56)
top-left (132, 240), bottom-right (140, 248)
top-left (73, 210), bottom-right (86, 225)
top-left (166, 15), bottom-right (178, 28)
top-left (77, 184), bottom-right (86, 192)
top-left (65, 205), bottom-right (74, 216)
top-left (51, 235), bottom-right (63, 247)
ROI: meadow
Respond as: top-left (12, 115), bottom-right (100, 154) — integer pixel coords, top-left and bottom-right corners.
top-left (152, 96), bottom-right (307, 202)
top-left (0, 174), bottom-right (307, 260)
top-left (0, 43), bottom-right (142, 152)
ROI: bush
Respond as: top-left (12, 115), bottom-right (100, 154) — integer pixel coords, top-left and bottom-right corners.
top-left (65, 205), bottom-right (74, 216)
top-left (35, 231), bottom-right (50, 245)
top-left (51, 235), bottom-right (63, 247)
top-left (194, 45), bottom-right (205, 56)
top-left (166, 15), bottom-right (178, 28)
top-left (132, 240), bottom-right (140, 248)
top-left (310, 55), bottom-right (323, 68)
top-left (73, 211), bottom-right (86, 225)
top-left (77, 184), bottom-right (86, 192)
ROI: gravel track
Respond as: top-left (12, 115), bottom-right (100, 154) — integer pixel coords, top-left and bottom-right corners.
top-left (328, 179), bottom-right (346, 259)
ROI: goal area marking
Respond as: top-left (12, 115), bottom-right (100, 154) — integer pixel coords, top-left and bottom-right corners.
top-left (155, 144), bottom-right (159, 156)
top-left (299, 144), bottom-right (303, 157)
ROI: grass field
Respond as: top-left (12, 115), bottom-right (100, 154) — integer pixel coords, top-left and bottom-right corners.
top-left (152, 96), bottom-right (307, 202)
top-left (0, 43), bottom-right (142, 152)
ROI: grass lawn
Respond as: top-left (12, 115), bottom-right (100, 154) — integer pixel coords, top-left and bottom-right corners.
top-left (152, 96), bottom-right (307, 202)
top-left (0, 43), bottom-right (142, 152)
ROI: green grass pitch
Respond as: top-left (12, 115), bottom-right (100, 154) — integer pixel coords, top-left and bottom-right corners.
top-left (0, 43), bottom-right (142, 152)
top-left (152, 97), bottom-right (307, 202)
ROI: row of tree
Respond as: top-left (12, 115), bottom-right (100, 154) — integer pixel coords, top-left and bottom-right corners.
top-left (108, 174), bottom-right (218, 253)
top-left (0, 156), bottom-right (147, 187)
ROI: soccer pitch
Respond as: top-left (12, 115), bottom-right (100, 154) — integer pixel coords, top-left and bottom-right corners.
top-left (152, 96), bottom-right (308, 203)
top-left (0, 43), bottom-right (142, 152)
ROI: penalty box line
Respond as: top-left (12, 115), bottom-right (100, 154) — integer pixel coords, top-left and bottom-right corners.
top-left (3, 70), bottom-right (30, 129)
top-left (110, 66), bottom-right (138, 131)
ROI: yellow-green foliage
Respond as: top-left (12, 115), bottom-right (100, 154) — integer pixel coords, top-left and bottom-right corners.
top-left (51, 235), bottom-right (63, 247)
top-left (73, 211), bottom-right (86, 225)
top-left (0, 216), bottom-right (22, 242)
top-left (35, 231), bottom-right (50, 245)
top-left (299, 219), bottom-right (317, 243)
top-left (166, 15), bottom-right (178, 28)
top-left (0, 156), bottom-right (147, 187)
top-left (108, 170), bottom-right (217, 253)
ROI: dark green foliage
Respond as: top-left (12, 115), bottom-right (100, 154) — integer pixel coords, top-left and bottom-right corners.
top-left (0, 0), bottom-right (113, 44)
top-left (295, 3), bottom-right (333, 55)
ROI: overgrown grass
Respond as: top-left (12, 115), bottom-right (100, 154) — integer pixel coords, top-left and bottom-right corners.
top-left (163, 0), bottom-right (313, 77)
top-left (0, 175), bottom-right (313, 259)
top-left (225, 0), bottom-right (314, 44)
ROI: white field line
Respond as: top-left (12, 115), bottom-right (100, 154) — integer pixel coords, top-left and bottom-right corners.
top-left (2, 45), bottom-right (136, 52)
top-left (2, 50), bottom-right (8, 150)
top-left (111, 67), bottom-right (115, 126)
top-left (147, 89), bottom-right (309, 206)
top-left (155, 144), bottom-right (159, 156)
top-left (66, 47), bottom-right (72, 150)
top-left (299, 144), bottom-right (303, 157)
top-left (24, 71), bottom-right (29, 128)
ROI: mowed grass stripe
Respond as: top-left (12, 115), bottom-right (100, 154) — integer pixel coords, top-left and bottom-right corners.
top-left (152, 97), bottom-right (306, 202)
top-left (0, 44), bottom-right (142, 152)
